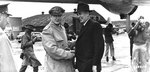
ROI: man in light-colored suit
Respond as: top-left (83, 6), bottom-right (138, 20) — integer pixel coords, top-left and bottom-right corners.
top-left (0, 4), bottom-right (17, 72)
top-left (42, 6), bottom-right (75, 72)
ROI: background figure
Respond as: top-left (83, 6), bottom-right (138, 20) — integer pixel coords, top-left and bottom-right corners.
top-left (64, 22), bottom-right (69, 32)
top-left (64, 22), bottom-right (76, 41)
top-left (128, 22), bottom-right (136, 60)
top-left (104, 23), bottom-right (116, 62)
top-left (19, 25), bottom-right (41, 72)
top-left (0, 4), bottom-right (17, 72)
top-left (67, 31), bottom-right (76, 41)
top-left (42, 6), bottom-right (75, 72)
top-left (129, 16), bottom-right (150, 64)
top-left (75, 3), bottom-right (104, 72)
top-left (145, 22), bottom-right (150, 57)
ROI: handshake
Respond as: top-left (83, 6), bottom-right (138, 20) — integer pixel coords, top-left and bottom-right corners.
top-left (65, 40), bottom-right (76, 53)
top-left (68, 40), bottom-right (76, 50)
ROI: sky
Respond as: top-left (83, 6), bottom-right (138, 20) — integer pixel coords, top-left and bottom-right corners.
top-left (0, 1), bottom-right (150, 21)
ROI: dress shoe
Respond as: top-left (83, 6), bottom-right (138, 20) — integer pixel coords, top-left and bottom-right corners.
top-left (106, 57), bottom-right (109, 62)
top-left (112, 56), bottom-right (116, 61)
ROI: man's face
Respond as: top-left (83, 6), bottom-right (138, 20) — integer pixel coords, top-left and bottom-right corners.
top-left (51, 15), bottom-right (62, 25)
top-left (77, 11), bottom-right (89, 23)
top-left (0, 13), bottom-right (8, 29)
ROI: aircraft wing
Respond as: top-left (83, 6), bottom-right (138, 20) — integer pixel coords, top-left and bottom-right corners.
top-left (3, 0), bottom-right (150, 5)
top-left (2, 0), bottom-right (150, 18)
top-left (3, 0), bottom-right (99, 4)
top-left (132, 0), bottom-right (150, 5)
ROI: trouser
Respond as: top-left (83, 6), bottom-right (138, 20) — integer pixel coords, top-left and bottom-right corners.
top-left (77, 62), bottom-right (102, 72)
top-left (132, 44), bottom-right (149, 61)
top-left (130, 39), bottom-right (134, 57)
top-left (19, 65), bottom-right (38, 72)
top-left (105, 42), bottom-right (115, 57)
top-left (97, 62), bottom-right (101, 72)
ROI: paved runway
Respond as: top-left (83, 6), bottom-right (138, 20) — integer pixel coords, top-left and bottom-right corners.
top-left (11, 33), bottom-right (150, 72)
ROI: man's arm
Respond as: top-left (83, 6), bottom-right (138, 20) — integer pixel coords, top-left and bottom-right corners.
top-left (42, 29), bottom-right (74, 60)
top-left (92, 23), bottom-right (104, 65)
top-left (21, 35), bottom-right (33, 49)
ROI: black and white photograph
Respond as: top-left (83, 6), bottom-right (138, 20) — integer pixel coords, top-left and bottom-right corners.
top-left (0, 0), bottom-right (150, 72)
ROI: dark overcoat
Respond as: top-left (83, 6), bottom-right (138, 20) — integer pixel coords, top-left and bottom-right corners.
top-left (75, 19), bottom-right (104, 72)
top-left (104, 27), bottom-right (114, 43)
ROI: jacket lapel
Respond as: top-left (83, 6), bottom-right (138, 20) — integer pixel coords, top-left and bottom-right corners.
top-left (78, 19), bottom-right (90, 39)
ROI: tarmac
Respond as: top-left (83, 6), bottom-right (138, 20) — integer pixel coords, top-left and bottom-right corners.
top-left (11, 33), bottom-right (150, 72)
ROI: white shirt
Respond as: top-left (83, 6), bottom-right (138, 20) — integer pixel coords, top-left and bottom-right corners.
top-left (83, 19), bottom-right (90, 26)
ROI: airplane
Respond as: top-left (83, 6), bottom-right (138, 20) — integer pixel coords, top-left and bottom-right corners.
top-left (1, 0), bottom-right (150, 19)
top-left (1, 0), bottom-right (150, 32)
top-left (2, 0), bottom-right (149, 32)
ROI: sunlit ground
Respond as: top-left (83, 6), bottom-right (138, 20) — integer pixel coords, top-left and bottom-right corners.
top-left (11, 33), bottom-right (150, 72)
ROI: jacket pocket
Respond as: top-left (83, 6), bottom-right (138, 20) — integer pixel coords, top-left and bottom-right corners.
top-left (53, 32), bottom-right (64, 42)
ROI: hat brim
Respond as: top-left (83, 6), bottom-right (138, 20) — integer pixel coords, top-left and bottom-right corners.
top-left (74, 10), bottom-right (92, 14)
top-left (6, 13), bottom-right (12, 16)
top-left (0, 12), bottom-right (12, 16)
top-left (1, 11), bottom-right (12, 16)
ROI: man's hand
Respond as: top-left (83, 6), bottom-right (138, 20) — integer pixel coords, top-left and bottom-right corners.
top-left (70, 50), bottom-right (75, 53)
top-left (68, 40), bottom-right (76, 50)
top-left (105, 17), bottom-right (111, 25)
top-left (107, 17), bottom-right (110, 22)
top-left (75, 69), bottom-right (79, 72)
top-left (92, 65), bottom-right (97, 72)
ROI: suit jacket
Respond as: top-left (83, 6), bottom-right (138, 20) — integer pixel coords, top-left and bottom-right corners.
top-left (104, 27), bottom-right (114, 43)
top-left (75, 19), bottom-right (104, 71)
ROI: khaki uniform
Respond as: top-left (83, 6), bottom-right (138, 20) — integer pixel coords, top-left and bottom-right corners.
top-left (42, 22), bottom-right (74, 72)
top-left (0, 28), bottom-right (17, 72)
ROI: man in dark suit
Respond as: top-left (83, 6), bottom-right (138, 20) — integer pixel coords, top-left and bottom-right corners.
top-left (75, 2), bottom-right (104, 72)
top-left (128, 22), bottom-right (136, 60)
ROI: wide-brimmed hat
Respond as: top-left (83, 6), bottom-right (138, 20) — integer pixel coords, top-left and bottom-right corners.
top-left (0, 4), bottom-right (11, 16)
top-left (24, 25), bottom-right (35, 31)
top-left (74, 3), bottom-right (92, 13)
top-left (49, 6), bottom-right (65, 16)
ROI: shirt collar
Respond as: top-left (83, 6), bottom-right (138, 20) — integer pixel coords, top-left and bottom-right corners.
top-left (51, 21), bottom-right (62, 27)
top-left (50, 21), bottom-right (63, 31)
top-left (83, 19), bottom-right (90, 26)
top-left (0, 27), bottom-right (6, 36)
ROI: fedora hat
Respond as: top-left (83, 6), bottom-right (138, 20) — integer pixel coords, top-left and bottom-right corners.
top-left (74, 3), bottom-right (92, 13)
